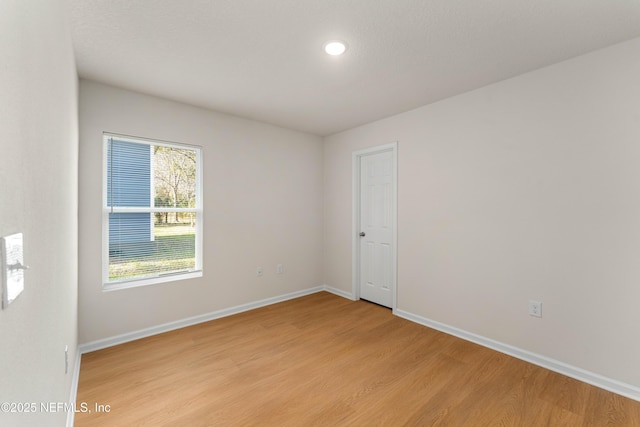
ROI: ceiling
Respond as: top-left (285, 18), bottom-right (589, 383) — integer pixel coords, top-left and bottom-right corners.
top-left (66, 0), bottom-right (640, 136)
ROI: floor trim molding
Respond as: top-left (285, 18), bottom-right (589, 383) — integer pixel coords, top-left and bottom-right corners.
top-left (395, 308), bottom-right (640, 403)
top-left (79, 286), bottom-right (325, 354)
top-left (66, 347), bottom-right (82, 427)
top-left (323, 285), bottom-right (355, 300)
top-left (74, 288), bottom-right (639, 407)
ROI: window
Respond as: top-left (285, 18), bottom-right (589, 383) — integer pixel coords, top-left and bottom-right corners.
top-left (103, 133), bottom-right (202, 289)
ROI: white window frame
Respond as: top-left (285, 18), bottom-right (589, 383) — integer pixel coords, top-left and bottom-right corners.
top-left (102, 132), bottom-right (203, 291)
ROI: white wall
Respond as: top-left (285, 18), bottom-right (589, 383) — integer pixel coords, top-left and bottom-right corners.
top-left (324, 37), bottom-right (640, 389)
top-left (0, 1), bottom-right (78, 426)
top-left (78, 80), bottom-right (324, 344)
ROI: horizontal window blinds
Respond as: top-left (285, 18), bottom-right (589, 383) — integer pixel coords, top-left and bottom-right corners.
top-left (105, 136), bottom-right (201, 284)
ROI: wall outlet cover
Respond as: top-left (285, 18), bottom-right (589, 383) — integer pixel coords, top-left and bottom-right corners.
top-left (529, 300), bottom-right (542, 318)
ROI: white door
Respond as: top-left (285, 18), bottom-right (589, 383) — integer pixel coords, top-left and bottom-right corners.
top-left (359, 150), bottom-right (394, 308)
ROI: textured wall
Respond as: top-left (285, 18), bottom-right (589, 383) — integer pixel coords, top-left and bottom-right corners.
top-left (78, 80), bottom-right (324, 344)
top-left (324, 38), bottom-right (640, 389)
top-left (0, 1), bottom-right (78, 426)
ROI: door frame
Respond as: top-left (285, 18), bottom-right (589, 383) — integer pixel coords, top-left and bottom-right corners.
top-left (352, 142), bottom-right (398, 311)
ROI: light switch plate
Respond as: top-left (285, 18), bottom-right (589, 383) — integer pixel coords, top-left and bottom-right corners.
top-left (1, 233), bottom-right (26, 309)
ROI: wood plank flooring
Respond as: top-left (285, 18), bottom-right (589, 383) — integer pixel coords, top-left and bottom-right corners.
top-left (75, 292), bottom-right (640, 426)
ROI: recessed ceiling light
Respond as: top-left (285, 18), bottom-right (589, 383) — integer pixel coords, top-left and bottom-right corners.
top-left (323, 40), bottom-right (347, 56)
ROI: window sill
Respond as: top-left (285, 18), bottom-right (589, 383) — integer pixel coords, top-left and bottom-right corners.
top-left (103, 270), bottom-right (203, 292)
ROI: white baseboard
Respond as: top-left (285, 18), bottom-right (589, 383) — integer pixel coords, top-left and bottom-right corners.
top-left (66, 347), bottom-right (82, 427)
top-left (322, 284), bottom-right (355, 300)
top-left (75, 288), bottom-right (638, 410)
top-left (395, 309), bottom-right (640, 403)
top-left (79, 286), bottom-right (325, 354)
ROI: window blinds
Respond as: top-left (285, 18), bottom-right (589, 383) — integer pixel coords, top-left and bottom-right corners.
top-left (105, 136), bottom-right (201, 284)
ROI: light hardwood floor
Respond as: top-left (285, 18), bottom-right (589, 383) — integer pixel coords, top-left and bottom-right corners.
top-left (76, 292), bottom-right (640, 426)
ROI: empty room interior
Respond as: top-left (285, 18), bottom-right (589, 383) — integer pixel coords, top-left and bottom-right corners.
top-left (2, 0), bottom-right (640, 425)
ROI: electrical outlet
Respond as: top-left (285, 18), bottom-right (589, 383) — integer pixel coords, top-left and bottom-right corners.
top-left (529, 300), bottom-right (542, 318)
top-left (276, 264), bottom-right (283, 275)
top-left (256, 267), bottom-right (263, 277)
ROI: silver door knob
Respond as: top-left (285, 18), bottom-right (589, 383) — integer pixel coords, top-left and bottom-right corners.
top-left (359, 232), bottom-right (366, 237)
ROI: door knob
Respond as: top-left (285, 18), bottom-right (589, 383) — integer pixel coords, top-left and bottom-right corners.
top-left (359, 232), bottom-right (366, 237)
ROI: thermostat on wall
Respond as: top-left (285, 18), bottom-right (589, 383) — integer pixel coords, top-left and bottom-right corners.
top-left (1, 233), bottom-right (27, 309)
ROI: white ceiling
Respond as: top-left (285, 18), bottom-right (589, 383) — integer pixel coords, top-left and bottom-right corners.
top-left (67, 0), bottom-right (640, 136)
